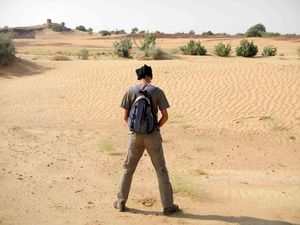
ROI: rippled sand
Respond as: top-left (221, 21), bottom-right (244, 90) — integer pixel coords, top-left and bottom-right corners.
top-left (0, 31), bottom-right (299, 225)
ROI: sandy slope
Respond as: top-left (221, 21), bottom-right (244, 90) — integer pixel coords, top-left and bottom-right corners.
top-left (0, 32), bottom-right (300, 225)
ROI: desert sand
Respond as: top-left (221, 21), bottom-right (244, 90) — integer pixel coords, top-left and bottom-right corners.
top-left (0, 30), bottom-right (300, 225)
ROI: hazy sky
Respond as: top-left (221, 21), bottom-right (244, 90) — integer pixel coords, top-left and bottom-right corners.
top-left (1, 0), bottom-right (299, 34)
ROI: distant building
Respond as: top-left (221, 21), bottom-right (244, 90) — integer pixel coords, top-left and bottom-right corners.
top-left (0, 19), bottom-right (71, 38)
top-left (46, 19), bottom-right (52, 28)
top-left (0, 25), bottom-right (46, 38)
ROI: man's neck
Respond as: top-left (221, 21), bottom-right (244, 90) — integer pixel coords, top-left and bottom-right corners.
top-left (140, 80), bottom-right (150, 85)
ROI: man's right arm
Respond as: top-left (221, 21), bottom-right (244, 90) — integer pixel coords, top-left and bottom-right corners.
top-left (158, 109), bottom-right (168, 128)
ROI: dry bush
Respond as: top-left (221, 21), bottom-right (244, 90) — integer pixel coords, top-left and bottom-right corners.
top-left (51, 54), bottom-right (70, 61)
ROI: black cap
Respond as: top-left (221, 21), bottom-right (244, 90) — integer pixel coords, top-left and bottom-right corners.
top-left (136, 64), bottom-right (153, 80)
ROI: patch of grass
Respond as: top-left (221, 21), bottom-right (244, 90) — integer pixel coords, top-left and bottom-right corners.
top-left (181, 123), bottom-right (191, 129)
top-left (99, 138), bottom-right (114, 153)
top-left (260, 116), bottom-right (288, 131)
top-left (288, 135), bottom-right (296, 140)
top-left (193, 141), bottom-right (205, 151)
top-left (171, 175), bottom-right (203, 199)
top-left (168, 113), bottom-right (183, 124)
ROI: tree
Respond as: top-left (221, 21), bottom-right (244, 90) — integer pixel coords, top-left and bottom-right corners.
top-left (246, 23), bottom-right (266, 37)
top-left (88, 28), bottom-right (93, 35)
top-left (76, 25), bottom-right (87, 32)
top-left (131, 27), bottom-right (138, 34)
top-left (52, 24), bottom-right (63, 32)
top-left (202, 30), bottom-right (214, 35)
top-left (99, 30), bottom-right (111, 36)
top-left (188, 30), bottom-right (195, 35)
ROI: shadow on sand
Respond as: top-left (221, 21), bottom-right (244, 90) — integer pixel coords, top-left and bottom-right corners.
top-left (0, 58), bottom-right (52, 79)
top-left (126, 208), bottom-right (299, 225)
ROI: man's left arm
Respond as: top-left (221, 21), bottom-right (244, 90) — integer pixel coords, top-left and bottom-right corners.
top-left (124, 109), bottom-right (129, 123)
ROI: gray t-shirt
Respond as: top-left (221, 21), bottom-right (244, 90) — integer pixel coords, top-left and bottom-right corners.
top-left (121, 84), bottom-right (170, 115)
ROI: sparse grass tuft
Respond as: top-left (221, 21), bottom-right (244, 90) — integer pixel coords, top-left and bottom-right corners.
top-left (168, 113), bottom-right (183, 124)
top-left (78, 49), bottom-right (89, 60)
top-left (288, 135), bottom-right (296, 140)
top-left (193, 141), bottom-right (205, 151)
top-left (260, 116), bottom-right (288, 131)
top-left (99, 138), bottom-right (114, 153)
top-left (51, 55), bottom-right (70, 61)
top-left (171, 175), bottom-right (203, 199)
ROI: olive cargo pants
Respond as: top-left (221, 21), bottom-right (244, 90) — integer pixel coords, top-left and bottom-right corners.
top-left (117, 131), bottom-right (174, 208)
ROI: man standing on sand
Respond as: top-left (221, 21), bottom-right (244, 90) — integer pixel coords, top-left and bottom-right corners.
top-left (114, 64), bottom-right (179, 215)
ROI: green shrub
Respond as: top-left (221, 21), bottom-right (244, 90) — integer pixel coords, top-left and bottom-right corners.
top-left (76, 25), bottom-right (86, 32)
top-left (262, 45), bottom-right (277, 56)
top-left (0, 33), bottom-right (15, 66)
top-left (99, 30), bottom-right (111, 36)
top-left (180, 40), bottom-right (206, 55)
top-left (135, 32), bottom-right (171, 60)
top-left (214, 42), bottom-right (231, 57)
top-left (78, 49), bottom-right (89, 60)
top-left (113, 37), bottom-right (132, 58)
top-left (140, 32), bottom-right (156, 51)
top-left (235, 39), bottom-right (258, 57)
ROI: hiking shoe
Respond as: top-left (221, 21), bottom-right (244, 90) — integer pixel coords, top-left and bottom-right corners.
top-left (163, 204), bottom-right (180, 215)
top-left (113, 200), bottom-right (125, 212)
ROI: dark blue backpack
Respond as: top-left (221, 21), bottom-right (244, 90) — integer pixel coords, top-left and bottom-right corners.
top-left (128, 85), bottom-right (157, 134)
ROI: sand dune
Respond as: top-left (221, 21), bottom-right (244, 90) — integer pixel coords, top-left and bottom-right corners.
top-left (0, 32), bottom-right (300, 225)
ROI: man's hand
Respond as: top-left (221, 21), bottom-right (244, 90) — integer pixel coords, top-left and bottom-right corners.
top-left (158, 109), bottom-right (168, 128)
